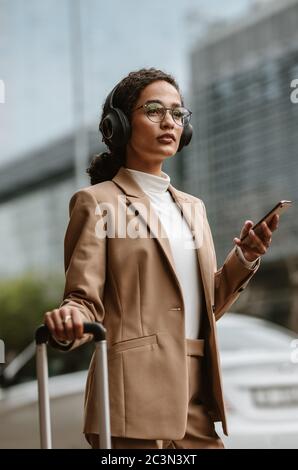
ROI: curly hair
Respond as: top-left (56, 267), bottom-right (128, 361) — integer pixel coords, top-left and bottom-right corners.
top-left (86, 68), bottom-right (182, 185)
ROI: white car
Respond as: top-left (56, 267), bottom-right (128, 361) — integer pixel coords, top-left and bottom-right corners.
top-left (215, 313), bottom-right (298, 449)
top-left (1, 313), bottom-right (298, 448)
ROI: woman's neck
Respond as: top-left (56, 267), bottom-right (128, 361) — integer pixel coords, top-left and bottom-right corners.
top-left (125, 149), bottom-right (164, 177)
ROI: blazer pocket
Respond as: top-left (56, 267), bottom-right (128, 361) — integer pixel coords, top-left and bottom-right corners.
top-left (108, 334), bottom-right (157, 359)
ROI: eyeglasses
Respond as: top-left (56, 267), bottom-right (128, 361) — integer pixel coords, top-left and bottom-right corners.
top-left (134, 101), bottom-right (192, 127)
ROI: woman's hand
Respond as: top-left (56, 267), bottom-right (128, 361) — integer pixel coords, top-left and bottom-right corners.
top-left (233, 214), bottom-right (279, 263)
top-left (44, 307), bottom-right (85, 342)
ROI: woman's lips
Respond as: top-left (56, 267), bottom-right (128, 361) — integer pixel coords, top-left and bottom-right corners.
top-left (157, 136), bottom-right (175, 144)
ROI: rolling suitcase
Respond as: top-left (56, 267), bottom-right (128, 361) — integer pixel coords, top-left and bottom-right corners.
top-left (35, 322), bottom-right (111, 449)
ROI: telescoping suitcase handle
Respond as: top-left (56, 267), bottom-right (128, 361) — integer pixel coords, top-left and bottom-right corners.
top-left (35, 322), bottom-right (111, 449)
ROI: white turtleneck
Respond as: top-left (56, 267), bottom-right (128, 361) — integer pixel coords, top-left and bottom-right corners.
top-left (126, 167), bottom-right (202, 340)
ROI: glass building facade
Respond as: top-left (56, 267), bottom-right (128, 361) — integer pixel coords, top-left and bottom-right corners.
top-left (0, 129), bottom-right (100, 278)
top-left (188, 0), bottom-right (298, 266)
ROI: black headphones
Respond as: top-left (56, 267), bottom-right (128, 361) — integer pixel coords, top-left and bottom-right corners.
top-left (100, 84), bottom-right (193, 152)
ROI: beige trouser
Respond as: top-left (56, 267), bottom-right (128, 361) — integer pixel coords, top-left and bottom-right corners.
top-left (86, 338), bottom-right (224, 449)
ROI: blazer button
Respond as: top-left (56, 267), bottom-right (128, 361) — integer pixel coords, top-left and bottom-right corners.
top-left (135, 210), bottom-right (139, 216)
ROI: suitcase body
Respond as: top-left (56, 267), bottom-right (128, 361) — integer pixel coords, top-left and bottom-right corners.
top-left (35, 323), bottom-right (111, 449)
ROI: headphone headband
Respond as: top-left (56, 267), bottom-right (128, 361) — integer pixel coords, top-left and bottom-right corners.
top-left (108, 84), bottom-right (118, 110)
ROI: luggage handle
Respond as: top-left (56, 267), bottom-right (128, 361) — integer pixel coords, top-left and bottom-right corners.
top-left (35, 321), bottom-right (107, 344)
top-left (35, 322), bottom-right (111, 449)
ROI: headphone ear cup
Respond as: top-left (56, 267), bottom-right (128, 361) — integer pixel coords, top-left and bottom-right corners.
top-left (114, 108), bottom-right (131, 147)
top-left (177, 123), bottom-right (193, 152)
top-left (100, 108), bottom-right (130, 148)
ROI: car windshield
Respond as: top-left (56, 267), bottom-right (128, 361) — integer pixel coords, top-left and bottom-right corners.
top-left (217, 325), bottom-right (295, 352)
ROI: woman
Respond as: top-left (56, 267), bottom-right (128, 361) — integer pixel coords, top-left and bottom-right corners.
top-left (44, 68), bottom-right (278, 449)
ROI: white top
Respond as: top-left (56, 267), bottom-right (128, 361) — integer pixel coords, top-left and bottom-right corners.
top-left (126, 167), bottom-right (202, 339)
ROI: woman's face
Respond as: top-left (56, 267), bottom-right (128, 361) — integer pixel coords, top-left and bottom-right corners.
top-left (126, 80), bottom-right (184, 167)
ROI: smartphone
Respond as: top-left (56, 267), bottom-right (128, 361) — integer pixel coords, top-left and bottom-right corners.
top-left (240, 200), bottom-right (293, 242)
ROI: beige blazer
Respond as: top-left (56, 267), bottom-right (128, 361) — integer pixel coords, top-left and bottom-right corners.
top-left (55, 166), bottom-right (259, 439)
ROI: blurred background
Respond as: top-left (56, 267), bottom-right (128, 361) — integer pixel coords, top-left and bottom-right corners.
top-left (0, 0), bottom-right (298, 449)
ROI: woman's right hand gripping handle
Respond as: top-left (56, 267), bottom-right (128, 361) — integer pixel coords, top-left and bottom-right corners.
top-left (44, 307), bottom-right (85, 343)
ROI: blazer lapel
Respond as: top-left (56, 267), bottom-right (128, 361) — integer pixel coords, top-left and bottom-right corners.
top-left (112, 167), bottom-right (183, 297)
